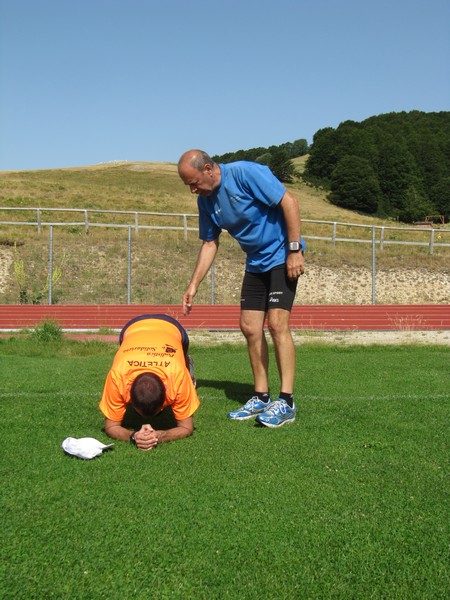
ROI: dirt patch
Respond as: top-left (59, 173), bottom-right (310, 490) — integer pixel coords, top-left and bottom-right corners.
top-left (59, 329), bottom-right (450, 346)
top-left (187, 330), bottom-right (450, 346)
top-left (0, 247), bottom-right (13, 292)
top-left (298, 265), bottom-right (449, 305)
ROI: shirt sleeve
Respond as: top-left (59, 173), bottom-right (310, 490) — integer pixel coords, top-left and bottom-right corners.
top-left (240, 163), bottom-right (286, 207)
top-left (198, 197), bottom-right (222, 241)
top-left (171, 371), bottom-right (201, 421)
top-left (98, 369), bottom-right (127, 422)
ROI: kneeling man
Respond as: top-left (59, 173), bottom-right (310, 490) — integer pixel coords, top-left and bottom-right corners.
top-left (99, 314), bottom-right (199, 451)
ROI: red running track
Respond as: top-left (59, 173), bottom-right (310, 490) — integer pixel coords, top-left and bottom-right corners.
top-left (0, 304), bottom-right (449, 331)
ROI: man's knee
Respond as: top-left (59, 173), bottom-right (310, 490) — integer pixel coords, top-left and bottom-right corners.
top-left (240, 312), bottom-right (265, 339)
top-left (240, 319), bottom-right (257, 339)
top-left (267, 310), bottom-right (291, 338)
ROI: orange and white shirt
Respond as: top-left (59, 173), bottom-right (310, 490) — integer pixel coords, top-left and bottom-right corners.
top-left (99, 319), bottom-right (199, 422)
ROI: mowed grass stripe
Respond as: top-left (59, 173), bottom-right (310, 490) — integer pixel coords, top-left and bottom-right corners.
top-left (1, 339), bottom-right (448, 599)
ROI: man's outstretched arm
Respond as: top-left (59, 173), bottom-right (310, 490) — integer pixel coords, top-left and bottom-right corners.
top-left (154, 416), bottom-right (194, 444)
top-left (183, 239), bottom-right (219, 314)
top-left (104, 417), bottom-right (194, 450)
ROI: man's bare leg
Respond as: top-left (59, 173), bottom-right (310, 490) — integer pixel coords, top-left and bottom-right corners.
top-left (266, 308), bottom-right (295, 394)
top-left (240, 309), bottom-right (269, 392)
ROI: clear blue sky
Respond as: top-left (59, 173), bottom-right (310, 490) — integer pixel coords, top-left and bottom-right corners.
top-left (1, 0), bottom-right (449, 170)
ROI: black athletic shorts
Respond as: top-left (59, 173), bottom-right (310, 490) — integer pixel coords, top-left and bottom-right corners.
top-left (240, 264), bottom-right (298, 312)
top-left (119, 314), bottom-right (189, 359)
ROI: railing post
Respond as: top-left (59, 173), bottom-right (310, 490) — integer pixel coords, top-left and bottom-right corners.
top-left (372, 226), bottom-right (376, 305)
top-left (429, 229), bottom-right (435, 255)
top-left (84, 210), bottom-right (89, 234)
top-left (127, 226), bottom-right (132, 304)
top-left (183, 214), bottom-right (188, 241)
top-left (332, 222), bottom-right (337, 247)
top-left (134, 212), bottom-right (139, 235)
top-left (37, 208), bottom-right (42, 234)
top-left (380, 226), bottom-right (384, 251)
top-left (48, 225), bottom-right (53, 305)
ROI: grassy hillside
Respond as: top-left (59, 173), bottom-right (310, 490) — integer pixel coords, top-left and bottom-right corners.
top-left (0, 161), bottom-right (448, 305)
top-left (0, 158), bottom-right (393, 223)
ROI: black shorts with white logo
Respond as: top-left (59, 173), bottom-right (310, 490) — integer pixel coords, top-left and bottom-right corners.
top-left (240, 264), bottom-right (298, 312)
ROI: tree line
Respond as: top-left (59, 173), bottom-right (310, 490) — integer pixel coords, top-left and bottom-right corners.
top-left (213, 111), bottom-right (449, 224)
top-left (212, 139), bottom-right (309, 184)
top-left (303, 111), bottom-right (450, 223)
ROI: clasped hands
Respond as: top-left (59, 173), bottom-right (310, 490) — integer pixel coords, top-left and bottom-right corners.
top-left (134, 424), bottom-right (159, 451)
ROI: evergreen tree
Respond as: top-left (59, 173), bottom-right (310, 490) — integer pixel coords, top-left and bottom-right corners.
top-left (279, 139), bottom-right (309, 157)
top-left (429, 177), bottom-right (450, 220)
top-left (376, 140), bottom-right (417, 212)
top-left (255, 152), bottom-right (272, 166)
top-left (304, 111), bottom-right (450, 222)
top-left (213, 144), bottom-right (296, 183)
top-left (267, 147), bottom-right (295, 183)
top-left (397, 184), bottom-right (435, 223)
top-left (304, 127), bottom-right (337, 180)
top-left (329, 156), bottom-right (382, 213)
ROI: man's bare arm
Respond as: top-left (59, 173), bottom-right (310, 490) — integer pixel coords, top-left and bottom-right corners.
top-left (280, 191), bottom-right (305, 279)
top-left (104, 419), bottom-right (158, 451)
top-left (104, 417), bottom-right (194, 449)
top-left (155, 416), bottom-right (194, 443)
top-left (183, 239), bottom-right (219, 314)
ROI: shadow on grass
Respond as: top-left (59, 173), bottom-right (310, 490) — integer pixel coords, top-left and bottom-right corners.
top-left (197, 379), bottom-right (253, 403)
top-left (121, 404), bottom-right (178, 431)
top-left (113, 378), bottom-right (253, 433)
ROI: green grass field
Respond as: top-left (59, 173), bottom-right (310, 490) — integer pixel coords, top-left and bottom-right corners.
top-left (1, 337), bottom-right (448, 599)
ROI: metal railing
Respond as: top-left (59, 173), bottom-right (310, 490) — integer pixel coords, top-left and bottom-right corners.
top-left (0, 207), bottom-right (197, 239)
top-left (1, 206), bottom-right (449, 253)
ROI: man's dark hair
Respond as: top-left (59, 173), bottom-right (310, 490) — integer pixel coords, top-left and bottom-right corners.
top-left (130, 373), bottom-right (165, 417)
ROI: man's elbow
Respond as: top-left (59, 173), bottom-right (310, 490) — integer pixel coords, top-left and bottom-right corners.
top-left (104, 426), bottom-right (115, 439)
top-left (104, 420), bottom-right (122, 439)
top-left (177, 421), bottom-right (195, 439)
top-left (180, 424), bottom-right (194, 438)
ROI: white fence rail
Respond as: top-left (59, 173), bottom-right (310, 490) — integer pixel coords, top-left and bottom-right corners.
top-left (1, 206), bottom-right (449, 254)
top-left (0, 207), bottom-right (196, 238)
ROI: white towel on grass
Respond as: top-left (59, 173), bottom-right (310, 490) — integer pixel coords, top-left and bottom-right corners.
top-left (62, 437), bottom-right (114, 460)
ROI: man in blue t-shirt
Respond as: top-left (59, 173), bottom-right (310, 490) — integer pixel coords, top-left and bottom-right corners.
top-left (177, 149), bottom-right (305, 428)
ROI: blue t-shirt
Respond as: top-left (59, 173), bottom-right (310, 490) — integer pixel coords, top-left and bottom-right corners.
top-left (198, 161), bottom-right (297, 273)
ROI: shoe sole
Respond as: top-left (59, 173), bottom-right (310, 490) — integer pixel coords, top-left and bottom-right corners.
top-left (255, 417), bottom-right (296, 428)
top-left (227, 413), bottom-right (260, 420)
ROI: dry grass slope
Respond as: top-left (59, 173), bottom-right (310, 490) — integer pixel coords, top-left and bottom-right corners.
top-left (0, 160), bottom-right (449, 305)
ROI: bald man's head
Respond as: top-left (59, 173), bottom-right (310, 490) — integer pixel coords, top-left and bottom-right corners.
top-left (178, 149), bottom-right (215, 170)
top-left (178, 150), bottom-right (220, 196)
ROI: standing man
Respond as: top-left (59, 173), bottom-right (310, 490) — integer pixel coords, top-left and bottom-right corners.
top-left (178, 150), bottom-right (305, 428)
top-left (99, 314), bottom-right (199, 450)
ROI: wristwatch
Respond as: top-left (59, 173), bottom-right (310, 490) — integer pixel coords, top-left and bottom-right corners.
top-left (288, 241), bottom-right (301, 252)
top-left (129, 431), bottom-right (137, 446)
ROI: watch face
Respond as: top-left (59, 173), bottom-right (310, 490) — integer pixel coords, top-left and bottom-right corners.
top-left (289, 242), bottom-right (300, 251)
